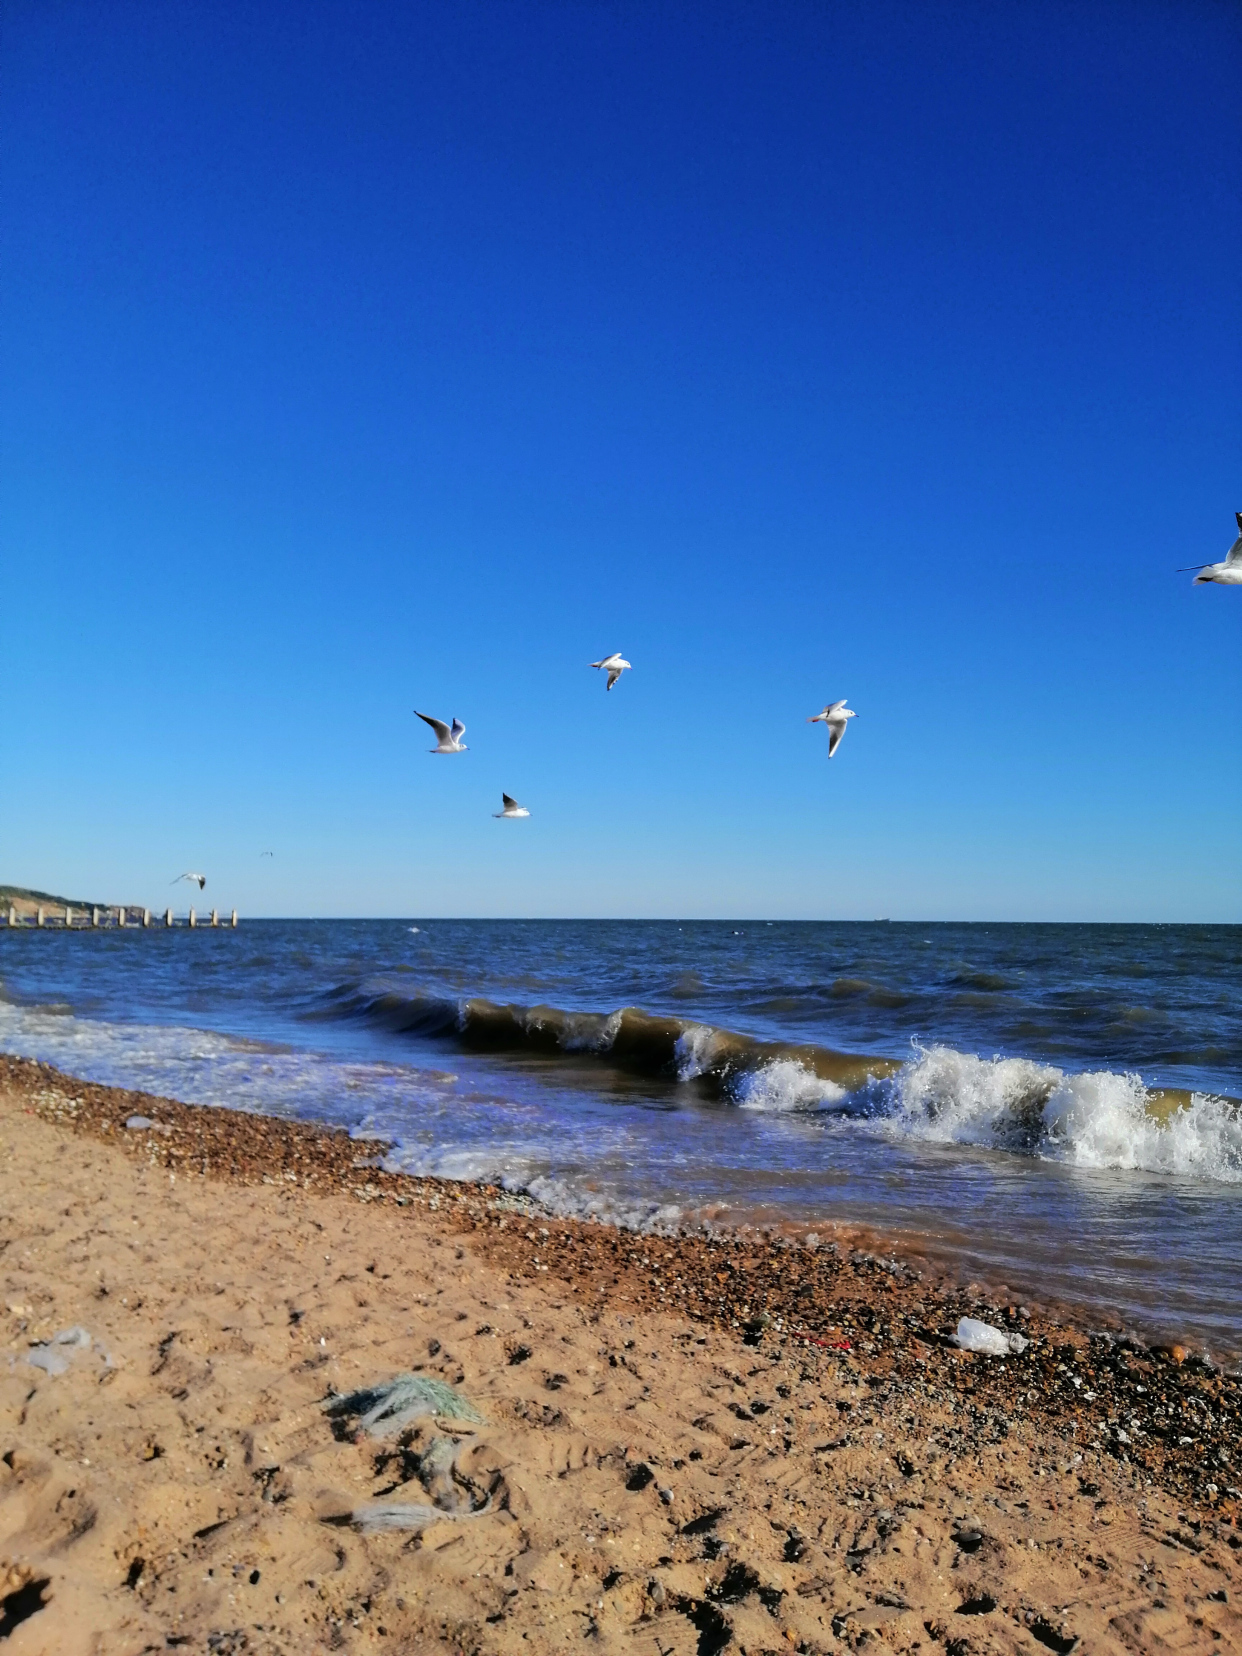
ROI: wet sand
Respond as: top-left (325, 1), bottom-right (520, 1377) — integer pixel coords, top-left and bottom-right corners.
top-left (1, 1053), bottom-right (1240, 1654)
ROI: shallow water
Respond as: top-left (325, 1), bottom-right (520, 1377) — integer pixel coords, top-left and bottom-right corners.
top-left (1, 919), bottom-right (1239, 1357)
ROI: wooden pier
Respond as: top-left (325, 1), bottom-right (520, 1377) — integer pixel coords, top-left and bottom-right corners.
top-left (3, 904), bottom-right (238, 930)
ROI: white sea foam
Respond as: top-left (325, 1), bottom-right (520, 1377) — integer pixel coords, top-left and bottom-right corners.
top-left (0, 999), bottom-right (453, 1127)
top-left (891, 1045), bottom-right (1242, 1183)
top-left (732, 1059), bottom-right (848, 1112)
top-left (521, 1174), bottom-right (685, 1231)
top-left (382, 1143), bottom-right (521, 1185)
top-left (673, 1029), bottom-right (847, 1110)
top-left (892, 1046), bottom-right (1056, 1148)
top-left (1043, 1072), bottom-right (1242, 1180)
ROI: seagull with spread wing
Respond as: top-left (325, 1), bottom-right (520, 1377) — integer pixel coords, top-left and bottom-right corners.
top-left (414, 711), bottom-right (468, 753)
top-left (1186, 513), bottom-right (1242, 585)
top-left (493, 794), bottom-right (530, 819)
top-left (590, 652), bottom-right (631, 691)
top-left (807, 700), bottom-right (857, 757)
top-left (171, 872), bottom-right (207, 890)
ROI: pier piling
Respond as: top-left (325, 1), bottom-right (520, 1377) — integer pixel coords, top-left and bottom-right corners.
top-left (37, 907), bottom-right (45, 928)
top-left (164, 908), bottom-right (173, 927)
top-left (189, 908), bottom-right (197, 929)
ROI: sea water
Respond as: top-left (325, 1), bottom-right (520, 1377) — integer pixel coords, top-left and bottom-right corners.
top-left (1, 920), bottom-right (1239, 1358)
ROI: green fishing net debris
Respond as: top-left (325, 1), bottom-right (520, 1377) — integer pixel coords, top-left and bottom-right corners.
top-left (344, 1440), bottom-right (495, 1533)
top-left (344, 1501), bottom-right (446, 1534)
top-left (319, 1428), bottom-right (498, 1533)
top-left (322, 1373), bottom-right (485, 1437)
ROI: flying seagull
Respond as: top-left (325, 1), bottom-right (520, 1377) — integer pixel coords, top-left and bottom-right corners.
top-left (171, 872), bottom-right (207, 890)
top-left (1183, 513), bottom-right (1242, 585)
top-left (590, 652), bottom-right (631, 691)
top-left (414, 711), bottom-right (468, 752)
top-left (807, 699), bottom-right (857, 757)
top-left (259, 851), bottom-right (274, 858)
top-left (493, 793), bottom-right (530, 819)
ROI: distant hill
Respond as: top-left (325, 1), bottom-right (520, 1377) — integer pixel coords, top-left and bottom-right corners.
top-left (1, 884), bottom-right (97, 911)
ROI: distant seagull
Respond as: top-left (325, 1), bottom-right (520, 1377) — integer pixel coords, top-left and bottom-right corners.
top-left (171, 872), bottom-right (206, 890)
top-left (259, 851), bottom-right (274, 858)
top-left (1182, 513), bottom-right (1242, 585)
top-left (590, 652), bottom-right (631, 691)
top-left (414, 711), bottom-right (468, 752)
top-left (807, 699), bottom-right (857, 757)
top-left (493, 793), bottom-right (530, 819)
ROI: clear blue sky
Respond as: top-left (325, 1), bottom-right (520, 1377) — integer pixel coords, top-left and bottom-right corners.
top-left (2, 0), bottom-right (1238, 920)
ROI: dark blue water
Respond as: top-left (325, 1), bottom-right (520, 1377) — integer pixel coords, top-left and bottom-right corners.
top-left (2, 920), bottom-right (1240, 1357)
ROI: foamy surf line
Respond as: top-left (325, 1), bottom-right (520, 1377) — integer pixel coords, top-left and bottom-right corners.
top-left (892, 1045), bottom-right (1242, 1183)
top-left (3, 986), bottom-right (1240, 1185)
top-left (318, 982), bottom-right (1242, 1183)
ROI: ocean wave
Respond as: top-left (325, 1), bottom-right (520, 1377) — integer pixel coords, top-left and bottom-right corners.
top-left (731, 1060), bottom-right (850, 1113)
top-left (890, 1045), bottom-right (1242, 1183)
top-left (318, 981), bottom-right (1242, 1181)
top-left (316, 980), bottom-right (895, 1098)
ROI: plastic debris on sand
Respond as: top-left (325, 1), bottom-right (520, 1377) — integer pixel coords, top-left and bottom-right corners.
top-left (954, 1316), bottom-right (1030, 1357)
top-left (322, 1373), bottom-right (485, 1437)
top-left (26, 1326), bottom-right (94, 1376)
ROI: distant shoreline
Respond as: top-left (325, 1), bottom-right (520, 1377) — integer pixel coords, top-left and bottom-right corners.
top-left (0, 883), bottom-right (96, 912)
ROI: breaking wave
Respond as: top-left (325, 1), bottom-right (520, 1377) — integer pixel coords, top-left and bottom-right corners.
top-left (314, 981), bottom-right (894, 1100)
top-left (891, 1045), bottom-right (1242, 1183)
top-left (317, 981), bottom-right (1242, 1182)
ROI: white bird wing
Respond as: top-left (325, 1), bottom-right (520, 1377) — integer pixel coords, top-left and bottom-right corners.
top-left (501, 793), bottom-right (519, 810)
top-left (415, 711), bottom-right (451, 742)
top-left (826, 717), bottom-right (848, 757)
top-left (450, 718), bottom-right (466, 741)
top-left (1226, 530), bottom-right (1242, 568)
top-left (606, 668), bottom-right (622, 690)
top-left (808, 700), bottom-right (846, 724)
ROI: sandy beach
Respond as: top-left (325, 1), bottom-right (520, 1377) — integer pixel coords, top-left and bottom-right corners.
top-left (1, 1053), bottom-right (1239, 1655)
